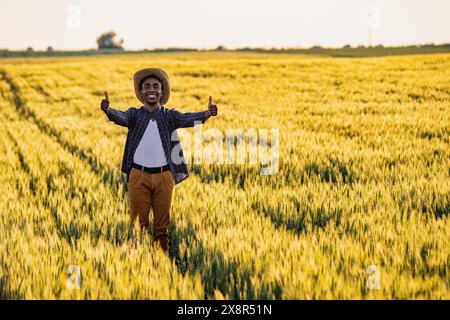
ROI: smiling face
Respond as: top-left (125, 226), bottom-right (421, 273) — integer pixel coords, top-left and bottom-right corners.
top-left (139, 76), bottom-right (163, 105)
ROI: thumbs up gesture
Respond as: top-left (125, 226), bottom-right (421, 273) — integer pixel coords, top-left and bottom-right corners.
top-left (100, 91), bottom-right (110, 113)
top-left (207, 96), bottom-right (218, 117)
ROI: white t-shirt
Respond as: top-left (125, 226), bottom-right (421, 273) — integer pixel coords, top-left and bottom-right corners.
top-left (133, 119), bottom-right (168, 167)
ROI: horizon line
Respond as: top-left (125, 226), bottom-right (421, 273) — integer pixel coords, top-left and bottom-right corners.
top-left (2, 41), bottom-right (450, 52)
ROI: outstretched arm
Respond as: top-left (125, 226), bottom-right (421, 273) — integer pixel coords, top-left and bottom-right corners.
top-left (100, 91), bottom-right (133, 128)
top-left (172, 96), bottom-right (218, 128)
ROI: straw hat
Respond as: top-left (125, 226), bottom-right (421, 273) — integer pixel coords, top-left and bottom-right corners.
top-left (133, 68), bottom-right (170, 105)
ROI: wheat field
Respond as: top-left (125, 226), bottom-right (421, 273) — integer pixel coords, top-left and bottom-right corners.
top-left (0, 52), bottom-right (448, 299)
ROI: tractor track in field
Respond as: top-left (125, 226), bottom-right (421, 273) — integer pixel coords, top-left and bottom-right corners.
top-left (5, 127), bottom-right (82, 247)
top-left (3, 124), bottom-right (120, 298)
top-left (170, 219), bottom-right (283, 299)
top-left (0, 69), bottom-right (123, 194)
top-left (0, 71), bottom-right (122, 296)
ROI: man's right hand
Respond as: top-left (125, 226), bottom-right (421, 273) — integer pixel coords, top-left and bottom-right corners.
top-left (101, 91), bottom-right (110, 113)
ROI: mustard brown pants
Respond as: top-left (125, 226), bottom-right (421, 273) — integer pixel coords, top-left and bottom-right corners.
top-left (127, 166), bottom-right (174, 251)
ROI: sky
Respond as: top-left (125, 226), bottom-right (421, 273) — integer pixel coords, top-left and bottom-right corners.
top-left (0, 0), bottom-right (449, 50)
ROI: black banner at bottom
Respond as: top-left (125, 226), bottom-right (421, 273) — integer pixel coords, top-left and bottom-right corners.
top-left (0, 300), bottom-right (442, 318)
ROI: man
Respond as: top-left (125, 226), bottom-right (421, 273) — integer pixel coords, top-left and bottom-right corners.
top-left (100, 68), bottom-right (218, 252)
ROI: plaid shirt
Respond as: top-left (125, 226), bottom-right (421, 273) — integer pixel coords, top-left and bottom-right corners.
top-left (106, 106), bottom-right (208, 185)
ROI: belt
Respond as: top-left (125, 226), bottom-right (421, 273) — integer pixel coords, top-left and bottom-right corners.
top-left (132, 162), bottom-right (170, 174)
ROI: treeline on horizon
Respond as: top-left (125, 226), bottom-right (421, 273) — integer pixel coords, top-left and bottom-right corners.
top-left (1, 43), bottom-right (450, 58)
